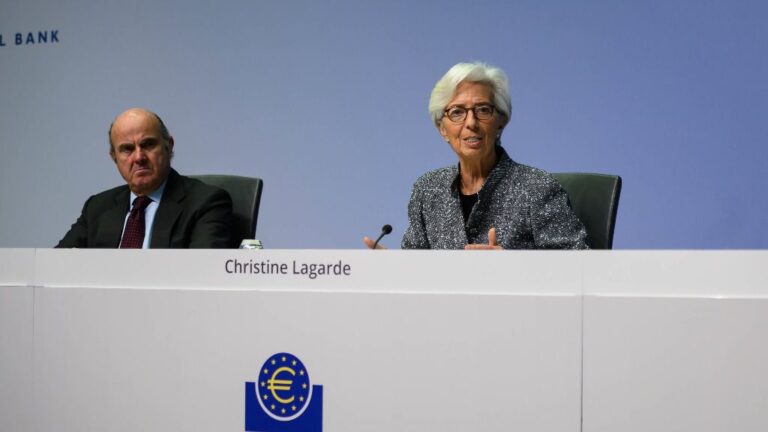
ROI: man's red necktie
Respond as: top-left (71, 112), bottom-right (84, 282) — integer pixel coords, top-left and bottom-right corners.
top-left (120, 196), bottom-right (152, 248)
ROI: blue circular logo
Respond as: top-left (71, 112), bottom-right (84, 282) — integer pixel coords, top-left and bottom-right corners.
top-left (255, 352), bottom-right (312, 421)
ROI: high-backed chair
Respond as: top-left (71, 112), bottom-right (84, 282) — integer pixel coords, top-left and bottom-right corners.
top-left (190, 175), bottom-right (263, 248)
top-left (552, 173), bottom-right (622, 249)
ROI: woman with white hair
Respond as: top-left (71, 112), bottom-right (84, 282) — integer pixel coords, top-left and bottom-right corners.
top-left (365, 61), bottom-right (588, 249)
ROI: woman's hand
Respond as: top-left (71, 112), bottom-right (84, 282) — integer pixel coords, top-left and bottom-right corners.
top-left (464, 228), bottom-right (503, 250)
top-left (363, 236), bottom-right (387, 249)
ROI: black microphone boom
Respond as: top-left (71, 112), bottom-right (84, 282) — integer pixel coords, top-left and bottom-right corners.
top-left (372, 224), bottom-right (393, 249)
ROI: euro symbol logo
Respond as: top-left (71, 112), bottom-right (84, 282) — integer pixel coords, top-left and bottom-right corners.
top-left (255, 353), bottom-right (313, 421)
top-left (267, 366), bottom-right (295, 404)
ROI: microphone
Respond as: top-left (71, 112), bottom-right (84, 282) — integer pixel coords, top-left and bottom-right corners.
top-left (372, 224), bottom-right (393, 249)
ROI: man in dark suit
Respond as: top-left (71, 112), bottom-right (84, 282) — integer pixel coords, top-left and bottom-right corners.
top-left (56, 108), bottom-right (233, 248)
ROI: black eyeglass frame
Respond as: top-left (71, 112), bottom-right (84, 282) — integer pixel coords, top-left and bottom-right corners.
top-left (442, 104), bottom-right (498, 123)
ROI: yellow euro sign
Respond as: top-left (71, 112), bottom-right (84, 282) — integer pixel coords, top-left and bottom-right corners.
top-left (267, 366), bottom-right (295, 404)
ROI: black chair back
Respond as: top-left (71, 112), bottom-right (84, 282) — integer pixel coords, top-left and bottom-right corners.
top-left (552, 173), bottom-right (622, 249)
top-left (191, 175), bottom-right (263, 248)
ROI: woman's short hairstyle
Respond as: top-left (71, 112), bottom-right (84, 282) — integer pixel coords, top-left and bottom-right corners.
top-left (428, 62), bottom-right (512, 128)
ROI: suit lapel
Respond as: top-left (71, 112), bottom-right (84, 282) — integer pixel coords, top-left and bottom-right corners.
top-left (99, 188), bottom-right (130, 247)
top-left (450, 199), bottom-right (469, 247)
top-left (448, 170), bottom-right (469, 247)
top-left (150, 169), bottom-right (184, 248)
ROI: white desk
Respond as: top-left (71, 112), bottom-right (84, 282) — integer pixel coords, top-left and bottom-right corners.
top-left (1, 250), bottom-right (766, 431)
top-left (582, 252), bottom-right (768, 432)
top-left (0, 249), bottom-right (35, 432)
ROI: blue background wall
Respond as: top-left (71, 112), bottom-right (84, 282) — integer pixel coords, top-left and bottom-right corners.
top-left (1, 0), bottom-right (766, 248)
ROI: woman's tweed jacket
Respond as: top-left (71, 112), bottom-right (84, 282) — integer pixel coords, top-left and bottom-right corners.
top-left (402, 147), bottom-right (588, 249)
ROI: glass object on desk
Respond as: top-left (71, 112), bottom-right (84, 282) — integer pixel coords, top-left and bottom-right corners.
top-left (239, 239), bottom-right (263, 250)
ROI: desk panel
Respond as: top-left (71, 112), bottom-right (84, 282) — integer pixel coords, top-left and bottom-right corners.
top-left (582, 251), bottom-right (768, 432)
top-left (0, 285), bottom-right (34, 432)
top-left (34, 249), bottom-right (584, 293)
top-left (583, 296), bottom-right (768, 432)
top-left (32, 286), bottom-right (581, 431)
top-left (3, 249), bottom-right (767, 431)
top-left (0, 248), bottom-right (35, 286)
top-left (0, 246), bottom-right (35, 430)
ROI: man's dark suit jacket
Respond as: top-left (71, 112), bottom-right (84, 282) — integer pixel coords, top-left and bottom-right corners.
top-left (56, 169), bottom-right (233, 248)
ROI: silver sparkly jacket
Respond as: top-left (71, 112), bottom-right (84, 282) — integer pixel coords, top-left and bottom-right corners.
top-left (402, 147), bottom-right (588, 249)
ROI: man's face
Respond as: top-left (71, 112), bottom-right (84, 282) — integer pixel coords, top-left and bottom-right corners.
top-left (109, 109), bottom-right (173, 195)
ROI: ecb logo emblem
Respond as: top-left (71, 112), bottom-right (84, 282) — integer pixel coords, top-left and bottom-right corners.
top-left (245, 352), bottom-right (323, 431)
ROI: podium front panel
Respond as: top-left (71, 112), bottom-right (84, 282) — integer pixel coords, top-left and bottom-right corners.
top-left (30, 250), bottom-right (583, 432)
